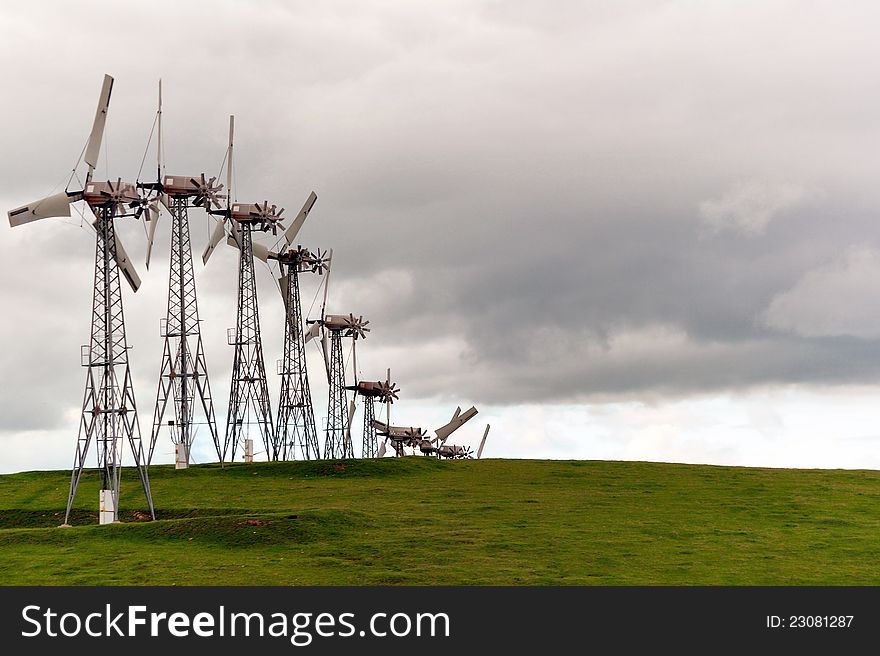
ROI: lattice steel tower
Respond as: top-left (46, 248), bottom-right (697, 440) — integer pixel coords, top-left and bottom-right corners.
top-left (7, 74), bottom-right (155, 524)
top-left (68, 200), bottom-right (155, 523)
top-left (348, 376), bottom-right (399, 458)
top-left (140, 83), bottom-right (223, 468)
top-left (225, 223), bottom-right (276, 460)
top-left (202, 117), bottom-right (292, 462)
top-left (325, 330), bottom-right (350, 458)
top-left (147, 185), bottom-right (223, 468)
top-left (318, 314), bottom-right (370, 458)
top-left (272, 244), bottom-right (327, 460)
top-left (362, 395), bottom-right (377, 458)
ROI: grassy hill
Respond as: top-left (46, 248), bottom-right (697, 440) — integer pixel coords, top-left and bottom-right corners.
top-left (1, 457), bottom-right (879, 585)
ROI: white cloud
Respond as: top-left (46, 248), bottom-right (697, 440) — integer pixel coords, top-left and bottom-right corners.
top-left (699, 181), bottom-right (811, 236)
top-left (762, 247), bottom-right (880, 338)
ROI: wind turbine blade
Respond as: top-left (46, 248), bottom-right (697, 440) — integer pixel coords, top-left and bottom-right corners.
top-left (114, 231), bottom-right (141, 292)
top-left (226, 115), bottom-right (234, 208)
top-left (320, 247), bottom-right (333, 320)
top-left (84, 74), bottom-right (114, 172)
top-left (386, 367), bottom-right (392, 432)
top-left (157, 79), bottom-right (163, 178)
top-left (344, 397), bottom-right (357, 451)
top-left (278, 273), bottom-right (289, 304)
top-left (159, 192), bottom-right (172, 213)
top-left (8, 192), bottom-right (72, 227)
top-left (279, 273), bottom-right (298, 333)
top-left (377, 441), bottom-right (386, 458)
top-left (477, 424), bottom-right (490, 459)
top-left (435, 406), bottom-right (479, 443)
top-left (352, 339), bottom-right (358, 385)
top-left (229, 220), bottom-right (242, 248)
top-left (283, 191), bottom-right (317, 245)
top-left (145, 208), bottom-right (159, 269)
top-left (304, 322), bottom-right (321, 344)
top-left (321, 331), bottom-right (330, 380)
top-left (202, 219), bottom-right (226, 265)
top-left (252, 241), bottom-right (269, 262)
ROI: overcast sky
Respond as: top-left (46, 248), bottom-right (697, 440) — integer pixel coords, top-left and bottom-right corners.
top-left (4, 1), bottom-right (880, 473)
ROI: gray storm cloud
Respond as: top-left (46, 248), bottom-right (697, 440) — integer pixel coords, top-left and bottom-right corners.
top-left (699, 181), bottom-right (812, 236)
top-left (3, 0), bottom-right (880, 439)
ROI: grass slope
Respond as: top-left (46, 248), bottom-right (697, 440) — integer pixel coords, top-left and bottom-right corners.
top-left (1, 458), bottom-right (879, 585)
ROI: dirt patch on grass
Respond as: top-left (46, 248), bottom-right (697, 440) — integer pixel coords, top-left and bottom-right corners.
top-left (241, 519), bottom-right (272, 527)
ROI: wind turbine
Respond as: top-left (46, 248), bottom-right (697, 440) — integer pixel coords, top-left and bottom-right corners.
top-left (377, 368), bottom-right (394, 458)
top-left (306, 284), bottom-right (370, 458)
top-left (202, 116), bottom-right (282, 462)
top-left (374, 406), bottom-right (481, 458)
top-left (141, 81), bottom-right (224, 469)
top-left (266, 222), bottom-right (329, 461)
top-left (7, 74), bottom-right (154, 525)
top-left (347, 373), bottom-right (399, 458)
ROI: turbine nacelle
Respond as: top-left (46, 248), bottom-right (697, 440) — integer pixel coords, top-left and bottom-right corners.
top-left (433, 444), bottom-right (474, 459)
top-left (222, 201), bottom-right (284, 234)
top-left (161, 174), bottom-right (225, 208)
top-left (83, 179), bottom-right (141, 211)
top-left (270, 246), bottom-right (331, 275)
top-left (324, 313), bottom-right (370, 339)
top-left (346, 379), bottom-right (400, 402)
top-left (372, 421), bottom-right (428, 441)
top-left (270, 245), bottom-right (312, 265)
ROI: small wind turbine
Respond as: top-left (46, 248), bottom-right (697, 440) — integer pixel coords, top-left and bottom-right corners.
top-left (347, 372), bottom-right (400, 458)
top-left (140, 80), bottom-right (224, 469)
top-left (202, 116), bottom-right (280, 462)
top-left (7, 74), bottom-right (155, 525)
top-left (305, 268), bottom-right (371, 458)
top-left (270, 237), bottom-right (328, 461)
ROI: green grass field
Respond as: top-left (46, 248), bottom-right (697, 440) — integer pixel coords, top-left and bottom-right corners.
top-left (0, 457), bottom-right (879, 585)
